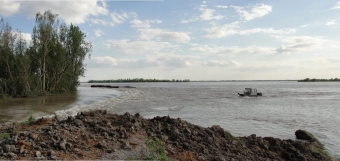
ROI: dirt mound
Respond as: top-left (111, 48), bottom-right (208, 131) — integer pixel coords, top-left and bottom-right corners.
top-left (0, 110), bottom-right (331, 160)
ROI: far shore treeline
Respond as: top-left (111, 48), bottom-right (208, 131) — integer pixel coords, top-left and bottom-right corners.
top-left (298, 78), bottom-right (340, 82)
top-left (88, 78), bottom-right (190, 83)
top-left (0, 10), bottom-right (92, 98)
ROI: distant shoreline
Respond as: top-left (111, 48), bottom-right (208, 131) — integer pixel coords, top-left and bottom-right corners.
top-left (83, 80), bottom-right (298, 83)
top-left (81, 79), bottom-right (340, 83)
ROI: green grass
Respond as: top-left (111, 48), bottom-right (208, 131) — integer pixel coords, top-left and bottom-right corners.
top-left (0, 133), bottom-right (10, 140)
top-left (301, 130), bottom-right (332, 160)
top-left (225, 131), bottom-right (242, 143)
top-left (146, 138), bottom-right (170, 161)
top-left (0, 94), bottom-right (9, 99)
top-left (21, 114), bottom-right (36, 124)
top-left (300, 130), bottom-right (318, 141)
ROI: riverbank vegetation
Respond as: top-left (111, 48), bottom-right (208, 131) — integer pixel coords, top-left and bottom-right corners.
top-left (88, 78), bottom-right (190, 83)
top-left (298, 78), bottom-right (340, 82)
top-left (0, 10), bottom-right (91, 98)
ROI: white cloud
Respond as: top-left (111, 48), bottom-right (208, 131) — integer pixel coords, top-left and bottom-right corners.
top-left (130, 19), bottom-right (162, 29)
top-left (300, 24), bottom-right (309, 28)
top-left (87, 56), bottom-right (159, 69)
top-left (87, 53), bottom-right (197, 69)
top-left (202, 60), bottom-right (241, 67)
top-left (181, 2), bottom-right (224, 23)
top-left (91, 18), bottom-right (113, 26)
top-left (216, 5), bottom-right (228, 9)
top-left (192, 45), bottom-right (276, 55)
top-left (326, 58), bottom-right (340, 64)
top-left (105, 39), bottom-right (177, 54)
top-left (137, 28), bottom-right (191, 43)
top-left (0, 0), bottom-right (20, 17)
top-left (204, 21), bottom-right (296, 38)
top-left (91, 12), bottom-right (137, 27)
top-left (11, 31), bottom-right (32, 45)
top-left (1, 0), bottom-right (108, 24)
top-left (94, 29), bottom-right (103, 37)
top-left (231, 3), bottom-right (272, 21)
top-left (239, 28), bottom-right (297, 35)
top-left (89, 56), bottom-right (118, 67)
top-left (204, 21), bottom-right (240, 38)
top-left (153, 53), bottom-right (199, 68)
top-left (331, 2), bottom-right (340, 9)
top-left (326, 20), bottom-right (336, 26)
top-left (19, 32), bottom-right (32, 42)
top-left (276, 36), bottom-right (340, 54)
top-left (110, 12), bottom-right (129, 25)
top-left (199, 8), bottom-right (224, 21)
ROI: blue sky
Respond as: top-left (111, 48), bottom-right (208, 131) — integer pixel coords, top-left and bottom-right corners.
top-left (1, 0), bottom-right (340, 81)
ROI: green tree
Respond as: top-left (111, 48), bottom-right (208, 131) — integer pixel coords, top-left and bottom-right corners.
top-left (32, 10), bottom-right (59, 93)
top-left (0, 11), bottom-right (92, 97)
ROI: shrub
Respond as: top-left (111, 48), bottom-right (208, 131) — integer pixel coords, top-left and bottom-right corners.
top-left (146, 139), bottom-right (169, 161)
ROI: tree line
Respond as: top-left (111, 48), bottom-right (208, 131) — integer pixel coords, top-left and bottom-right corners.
top-left (298, 78), bottom-right (340, 82)
top-left (88, 78), bottom-right (191, 83)
top-left (0, 10), bottom-right (92, 97)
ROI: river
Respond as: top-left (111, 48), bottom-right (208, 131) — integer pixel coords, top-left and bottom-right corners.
top-left (0, 81), bottom-right (339, 157)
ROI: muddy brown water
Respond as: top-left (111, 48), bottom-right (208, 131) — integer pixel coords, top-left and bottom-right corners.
top-left (0, 87), bottom-right (120, 124)
top-left (0, 82), bottom-right (339, 158)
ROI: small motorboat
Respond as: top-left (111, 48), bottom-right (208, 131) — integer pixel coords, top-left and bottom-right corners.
top-left (238, 88), bottom-right (262, 97)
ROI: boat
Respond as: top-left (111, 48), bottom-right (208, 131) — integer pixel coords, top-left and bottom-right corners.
top-left (238, 88), bottom-right (262, 97)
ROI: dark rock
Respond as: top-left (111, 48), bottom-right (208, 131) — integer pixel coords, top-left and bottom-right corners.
top-left (170, 128), bottom-right (180, 141)
top-left (2, 145), bottom-right (10, 153)
top-left (8, 152), bottom-right (16, 158)
top-left (96, 140), bottom-right (107, 149)
top-left (48, 150), bottom-right (55, 156)
top-left (66, 143), bottom-right (73, 150)
top-left (295, 130), bottom-right (314, 141)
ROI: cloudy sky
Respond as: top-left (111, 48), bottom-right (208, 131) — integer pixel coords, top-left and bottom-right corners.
top-left (1, 0), bottom-right (340, 81)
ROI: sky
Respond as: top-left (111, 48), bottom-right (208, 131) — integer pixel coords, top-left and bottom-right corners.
top-left (1, 0), bottom-right (340, 81)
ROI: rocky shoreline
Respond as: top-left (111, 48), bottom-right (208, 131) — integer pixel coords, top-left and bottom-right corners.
top-left (0, 110), bottom-right (332, 160)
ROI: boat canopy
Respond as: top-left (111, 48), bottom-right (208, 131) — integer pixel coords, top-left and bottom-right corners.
top-left (244, 88), bottom-right (258, 96)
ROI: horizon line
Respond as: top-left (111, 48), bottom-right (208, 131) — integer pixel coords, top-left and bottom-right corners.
top-left (3, 0), bottom-right (164, 1)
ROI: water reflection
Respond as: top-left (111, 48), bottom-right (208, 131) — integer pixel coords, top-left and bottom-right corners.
top-left (0, 90), bottom-right (78, 123)
top-left (0, 86), bottom-right (121, 124)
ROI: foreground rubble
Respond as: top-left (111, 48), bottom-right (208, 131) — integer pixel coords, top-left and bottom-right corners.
top-left (0, 110), bottom-right (331, 160)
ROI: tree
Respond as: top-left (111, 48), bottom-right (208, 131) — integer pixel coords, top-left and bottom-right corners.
top-left (0, 18), bottom-right (17, 96)
top-left (32, 10), bottom-right (59, 93)
top-left (0, 11), bottom-right (92, 97)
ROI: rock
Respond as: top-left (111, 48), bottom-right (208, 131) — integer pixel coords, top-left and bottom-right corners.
top-left (122, 141), bottom-right (131, 150)
top-left (295, 130), bottom-right (314, 141)
top-left (9, 145), bottom-right (17, 152)
top-left (96, 140), bottom-right (107, 149)
top-left (8, 152), bottom-right (17, 158)
top-left (35, 151), bottom-right (41, 157)
top-left (19, 145), bottom-right (25, 154)
top-left (30, 133), bottom-right (39, 140)
top-left (170, 128), bottom-right (180, 141)
top-left (2, 145), bottom-right (10, 153)
top-left (74, 148), bottom-right (80, 153)
top-left (48, 150), bottom-right (55, 156)
top-left (59, 142), bottom-right (66, 150)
